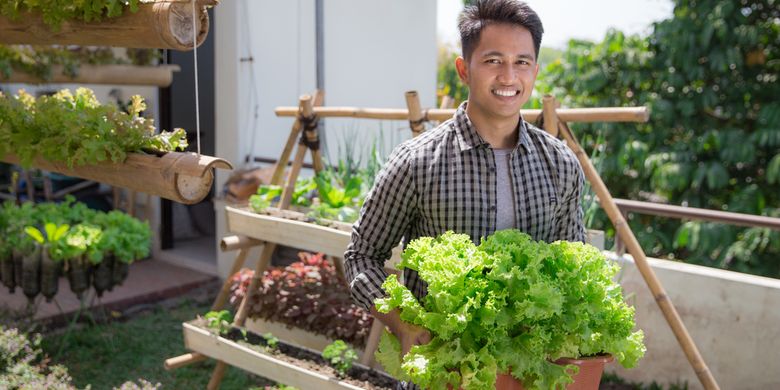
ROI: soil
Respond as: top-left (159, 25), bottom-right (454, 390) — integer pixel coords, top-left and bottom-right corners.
top-left (195, 320), bottom-right (397, 389)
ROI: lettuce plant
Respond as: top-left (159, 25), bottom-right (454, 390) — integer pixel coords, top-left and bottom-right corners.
top-left (375, 230), bottom-right (645, 390)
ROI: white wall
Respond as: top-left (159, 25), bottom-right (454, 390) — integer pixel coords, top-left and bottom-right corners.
top-left (606, 252), bottom-right (780, 390)
top-left (215, 1), bottom-right (438, 276)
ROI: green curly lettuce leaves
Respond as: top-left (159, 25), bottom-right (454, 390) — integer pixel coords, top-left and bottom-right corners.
top-left (375, 230), bottom-right (645, 390)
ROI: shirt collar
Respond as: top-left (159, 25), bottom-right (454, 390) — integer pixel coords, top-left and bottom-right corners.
top-left (452, 101), bottom-right (531, 153)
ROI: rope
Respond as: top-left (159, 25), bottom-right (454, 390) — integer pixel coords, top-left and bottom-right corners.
top-left (299, 114), bottom-right (320, 151)
top-left (191, 0), bottom-right (201, 155)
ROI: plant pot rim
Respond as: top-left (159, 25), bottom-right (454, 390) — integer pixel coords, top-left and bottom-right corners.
top-left (554, 353), bottom-right (614, 365)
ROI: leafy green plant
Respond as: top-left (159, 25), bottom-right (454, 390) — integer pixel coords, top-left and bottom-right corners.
top-left (263, 333), bottom-right (279, 349)
top-left (204, 310), bottom-right (233, 335)
top-left (0, 0), bottom-right (141, 30)
top-left (375, 230), bottom-right (645, 390)
top-left (322, 340), bottom-right (358, 377)
top-left (0, 88), bottom-right (188, 169)
top-left (0, 326), bottom-right (77, 389)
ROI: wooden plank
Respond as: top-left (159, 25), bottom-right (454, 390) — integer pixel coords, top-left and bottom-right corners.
top-left (245, 317), bottom-right (365, 356)
top-left (0, 64), bottom-right (181, 86)
top-left (0, 1), bottom-right (214, 50)
top-left (183, 322), bottom-right (365, 390)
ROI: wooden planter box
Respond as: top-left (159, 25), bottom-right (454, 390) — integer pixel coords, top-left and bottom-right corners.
top-left (182, 322), bottom-right (367, 390)
top-left (245, 317), bottom-right (366, 356)
top-left (225, 206), bottom-right (401, 268)
top-left (1, 152), bottom-right (232, 205)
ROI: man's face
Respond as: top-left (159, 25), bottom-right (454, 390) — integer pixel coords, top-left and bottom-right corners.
top-left (456, 23), bottom-right (539, 122)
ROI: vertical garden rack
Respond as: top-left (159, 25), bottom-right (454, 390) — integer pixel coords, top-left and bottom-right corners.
top-left (0, 0), bottom-right (232, 205)
top-left (167, 91), bottom-right (721, 389)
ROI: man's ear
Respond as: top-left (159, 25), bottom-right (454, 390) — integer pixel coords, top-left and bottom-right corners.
top-left (455, 56), bottom-right (469, 84)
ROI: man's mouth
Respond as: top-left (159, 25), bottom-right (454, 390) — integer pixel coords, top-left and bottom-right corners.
top-left (492, 89), bottom-right (519, 97)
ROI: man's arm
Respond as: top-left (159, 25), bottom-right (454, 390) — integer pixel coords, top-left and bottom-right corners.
top-left (555, 157), bottom-right (586, 242)
top-left (344, 143), bottom-right (417, 312)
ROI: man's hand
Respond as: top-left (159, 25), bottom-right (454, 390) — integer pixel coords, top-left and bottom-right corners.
top-left (371, 307), bottom-right (432, 356)
top-left (396, 321), bottom-right (432, 356)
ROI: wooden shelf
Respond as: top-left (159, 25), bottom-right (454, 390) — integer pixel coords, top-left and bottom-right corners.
top-left (1, 64), bottom-right (181, 87)
top-left (245, 317), bottom-right (365, 356)
top-left (0, 0), bottom-right (216, 50)
top-left (225, 206), bottom-right (401, 268)
top-left (182, 322), bottom-right (365, 390)
top-left (1, 151), bottom-right (232, 205)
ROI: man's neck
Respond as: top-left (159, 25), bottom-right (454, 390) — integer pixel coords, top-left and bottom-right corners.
top-left (465, 105), bottom-right (520, 149)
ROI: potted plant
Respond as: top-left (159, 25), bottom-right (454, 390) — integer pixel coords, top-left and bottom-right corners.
top-left (61, 223), bottom-right (102, 299)
top-left (24, 222), bottom-right (69, 302)
top-left (374, 230), bottom-right (646, 390)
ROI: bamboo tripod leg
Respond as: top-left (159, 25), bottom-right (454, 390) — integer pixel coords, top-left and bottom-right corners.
top-left (271, 90), bottom-right (325, 186)
top-left (556, 120), bottom-right (719, 390)
top-left (359, 318), bottom-right (384, 367)
top-left (164, 247), bottom-right (253, 371)
top-left (207, 243), bottom-right (276, 390)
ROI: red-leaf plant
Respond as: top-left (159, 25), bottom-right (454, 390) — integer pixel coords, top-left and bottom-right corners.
top-left (229, 252), bottom-right (373, 347)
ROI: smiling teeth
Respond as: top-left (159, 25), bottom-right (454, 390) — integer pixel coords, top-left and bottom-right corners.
top-left (493, 89), bottom-right (517, 97)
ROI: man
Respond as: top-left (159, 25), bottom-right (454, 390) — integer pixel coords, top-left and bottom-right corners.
top-left (345, 0), bottom-right (585, 387)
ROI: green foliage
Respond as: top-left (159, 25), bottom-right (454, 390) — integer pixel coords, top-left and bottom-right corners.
top-left (0, 0), bottom-right (141, 30)
top-left (322, 340), bottom-right (358, 377)
top-left (0, 326), bottom-right (78, 389)
top-left (204, 310), bottom-right (233, 335)
top-left (0, 198), bottom-right (151, 265)
top-left (537, 0), bottom-right (780, 277)
top-left (0, 45), bottom-right (161, 82)
top-left (375, 230), bottom-right (645, 390)
top-left (0, 88), bottom-right (188, 169)
top-left (262, 333), bottom-right (279, 349)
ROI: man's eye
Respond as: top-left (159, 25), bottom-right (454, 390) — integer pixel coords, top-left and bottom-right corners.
top-left (486, 59), bottom-right (500, 64)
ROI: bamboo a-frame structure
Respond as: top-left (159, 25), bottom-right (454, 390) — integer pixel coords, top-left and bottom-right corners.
top-left (169, 91), bottom-right (718, 390)
top-left (0, 0), bottom-right (216, 50)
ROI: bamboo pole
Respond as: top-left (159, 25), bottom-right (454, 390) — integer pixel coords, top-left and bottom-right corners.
top-left (0, 0), bottom-right (216, 50)
top-left (405, 91), bottom-right (426, 137)
top-left (542, 95), bottom-right (559, 137)
top-left (220, 235), bottom-right (263, 252)
top-left (270, 90), bottom-right (325, 186)
top-left (0, 64), bottom-right (181, 87)
top-left (440, 95), bottom-right (455, 109)
top-left (279, 95), bottom-right (316, 209)
top-left (0, 152), bottom-right (232, 205)
top-left (275, 106), bottom-right (649, 123)
top-left (556, 119), bottom-right (720, 390)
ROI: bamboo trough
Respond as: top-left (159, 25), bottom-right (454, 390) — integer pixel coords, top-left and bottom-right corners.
top-left (0, 151), bottom-right (232, 205)
top-left (0, 0), bottom-right (217, 50)
top-left (0, 64), bottom-right (181, 87)
top-left (275, 105), bottom-right (650, 123)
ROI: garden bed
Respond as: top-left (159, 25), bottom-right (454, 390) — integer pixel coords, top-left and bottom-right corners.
top-left (182, 321), bottom-right (396, 390)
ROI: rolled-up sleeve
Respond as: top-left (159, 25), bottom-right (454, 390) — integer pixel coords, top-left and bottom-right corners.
top-left (344, 144), bottom-right (417, 311)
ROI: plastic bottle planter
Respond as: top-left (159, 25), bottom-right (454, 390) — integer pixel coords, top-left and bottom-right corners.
top-left (40, 244), bottom-right (62, 302)
top-left (0, 253), bottom-right (15, 293)
top-left (67, 256), bottom-right (92, 300)
top-left (21, 245), bottom-right (42, 301)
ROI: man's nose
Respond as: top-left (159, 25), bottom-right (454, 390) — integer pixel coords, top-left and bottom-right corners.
top-left (497, 63), bottom-right (517, 83)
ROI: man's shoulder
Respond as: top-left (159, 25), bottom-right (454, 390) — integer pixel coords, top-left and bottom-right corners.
top-left (394, 118), bottom-right (456, 156)
top-left (525, 121), bottom-right (580, 167)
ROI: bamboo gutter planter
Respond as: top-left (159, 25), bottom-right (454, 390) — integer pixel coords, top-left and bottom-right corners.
top-left (182, 322), bottom-right (366, 390)
top-left (0, 151), bottom-right (232, 205)
top-left (0, 64), bottom-right (182, 87)
top-left (0, 0), bottom-right (217, 50)
top-left (275, 106), bottom-right (650, 123)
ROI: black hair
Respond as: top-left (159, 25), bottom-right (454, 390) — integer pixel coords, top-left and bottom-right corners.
top-left (458, 0), bottom-right (544, 61)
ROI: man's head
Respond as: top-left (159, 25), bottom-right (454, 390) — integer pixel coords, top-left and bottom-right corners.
top-left (454, 0), bottom-right (544, 125)
top-left (458, 0), bottom-right (544, 62)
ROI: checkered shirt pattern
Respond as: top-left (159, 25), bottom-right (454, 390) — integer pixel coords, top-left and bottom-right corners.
top-left (344, 102), bottom-right (585, 312)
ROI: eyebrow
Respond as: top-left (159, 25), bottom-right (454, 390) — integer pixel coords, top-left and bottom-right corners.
top-left (480, 51), bottom-right (536, 61)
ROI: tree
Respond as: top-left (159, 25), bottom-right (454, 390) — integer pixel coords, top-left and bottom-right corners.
top-left (538, 0), bottom-right (780, 277)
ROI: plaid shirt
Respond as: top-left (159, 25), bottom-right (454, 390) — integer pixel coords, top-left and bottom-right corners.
top-left (344, 102), bottom-right (585, 312)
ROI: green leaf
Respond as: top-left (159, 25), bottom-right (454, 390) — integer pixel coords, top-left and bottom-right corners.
top-left (25, 226), bottom-right (45, 244)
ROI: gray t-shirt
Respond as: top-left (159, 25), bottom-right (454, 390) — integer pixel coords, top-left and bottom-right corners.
top-left (493, 148), bottom-right (516, 230)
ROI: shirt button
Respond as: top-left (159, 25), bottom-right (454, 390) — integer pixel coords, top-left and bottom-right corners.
top-left (489, 205), bottom-right (496, 211)
top-left (489, 167), bottom-right (496, 173)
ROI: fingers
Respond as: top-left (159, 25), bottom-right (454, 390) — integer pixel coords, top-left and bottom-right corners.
top-left (418, 330), bottom-right (432, 344)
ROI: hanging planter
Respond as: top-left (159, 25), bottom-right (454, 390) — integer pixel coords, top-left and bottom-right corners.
top-left (2, 64), bottom-right (182, 87)
top-left (1, 152), bottom-right (232, 205)
top-left (66, 256), bottom-right (92, 300)
top-left (92, 254), bottom-right (113, 297)
top-left (0, 0), bottom-right (218, 50)
top-left (40, 244), bottom-right (62, 303)
top-left (1, 254), bottom-right (15, 293)
top-left (21, 245), bottom-right (41, 301)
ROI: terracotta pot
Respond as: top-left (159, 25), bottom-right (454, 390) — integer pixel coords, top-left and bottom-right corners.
top-left (448, 355), bottom-right (613, 390)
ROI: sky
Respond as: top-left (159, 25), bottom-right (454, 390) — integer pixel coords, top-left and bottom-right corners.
top-left (437, 0), bottom-right (675, 50)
